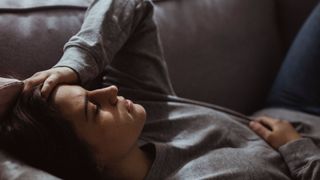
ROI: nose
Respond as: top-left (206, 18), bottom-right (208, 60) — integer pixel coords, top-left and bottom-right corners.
top-left (88, 85), bottom-right (118, 105)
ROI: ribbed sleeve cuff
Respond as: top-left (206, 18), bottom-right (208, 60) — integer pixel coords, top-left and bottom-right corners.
top-left (279, 138), bottom-right (320, 174)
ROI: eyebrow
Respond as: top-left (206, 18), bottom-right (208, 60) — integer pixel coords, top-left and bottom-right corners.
top-left (84, 94), bottom-right (89, 121)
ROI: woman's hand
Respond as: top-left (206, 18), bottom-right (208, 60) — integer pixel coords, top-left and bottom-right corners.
top-left (23, 67), bottom-right (79, 99)
top-left (249, 116), bottom-right (302, 149)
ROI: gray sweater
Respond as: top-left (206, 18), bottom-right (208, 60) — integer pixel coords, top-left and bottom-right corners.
top-left (55, 0), bottom-right (320, 179)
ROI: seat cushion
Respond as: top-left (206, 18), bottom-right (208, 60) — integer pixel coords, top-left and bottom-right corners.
top-left (0, 151), bottom-right (60, 180)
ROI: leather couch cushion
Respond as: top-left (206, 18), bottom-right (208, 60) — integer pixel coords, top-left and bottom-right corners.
top-left (0, 0), bottom-right (90, 79)
top-left (154, 0), bottom-right (283, 114)
top-left (0, 151), bottom-right (60, 180)
top-left (0, 0), bottom-right (91, 9)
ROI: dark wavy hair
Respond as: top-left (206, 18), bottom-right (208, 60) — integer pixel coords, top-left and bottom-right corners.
top-left (0, 85), bottom-right (102, 180)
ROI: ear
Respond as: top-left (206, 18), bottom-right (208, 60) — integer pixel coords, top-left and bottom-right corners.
top-left (0, 77), bottom-right (24, 119)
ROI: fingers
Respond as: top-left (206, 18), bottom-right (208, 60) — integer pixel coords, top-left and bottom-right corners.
top-left (255, 116), bottom-right (278, 130)
top-left (249, 121), bottom-right (271, 140)
top-left (250, 116), bottom-right (303, 149)
top-left (23, 72), bottom-right (48, 92)
top-left (24, 73), bottom-right (60, 100)
top-left (41, 75), bottom-right (59, 99)
top-left (23, 67), bottom-right (78, 100)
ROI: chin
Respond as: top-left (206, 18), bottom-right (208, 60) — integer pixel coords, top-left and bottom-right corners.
top-left (133, 103), bottom-right (146, 121)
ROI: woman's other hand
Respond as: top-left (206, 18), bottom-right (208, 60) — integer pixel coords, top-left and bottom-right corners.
top-left (249, 116), bottom-right (302, 149)
top-left (23, 67), bottom-right (79, 99)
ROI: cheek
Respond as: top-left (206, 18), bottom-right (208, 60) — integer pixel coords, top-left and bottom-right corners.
top-left (76, 109), bottom-right (145, 160)
top-left (134, 104), bottom-right (146, 119)
top-left (100, 119), bottom-right (143, 154)
top-left (131, 104), bottom-right (146, 126)
top-left (85, 125), bottom-right (138, 161)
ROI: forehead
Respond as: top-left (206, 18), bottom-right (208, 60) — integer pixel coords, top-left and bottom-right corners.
top-left (53, 85), bottom-right (84, 100)
top-left (51, 85), bottom-right (85, 116)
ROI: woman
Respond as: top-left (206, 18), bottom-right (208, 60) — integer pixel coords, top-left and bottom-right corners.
top-left (2, 0), bottom-right (320, 179)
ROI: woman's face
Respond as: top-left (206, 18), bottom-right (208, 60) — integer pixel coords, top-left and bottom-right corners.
top-left (51, 85), bottom-right (146, 162)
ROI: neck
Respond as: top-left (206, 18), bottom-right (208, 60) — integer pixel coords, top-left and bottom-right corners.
top-left (100, 144), bottom-right (152, 180)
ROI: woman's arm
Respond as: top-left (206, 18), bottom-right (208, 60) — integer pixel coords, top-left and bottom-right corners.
top-left (24, 0), bottom-right (151, 97)
top-left (250, 116), bottom-right (320, 180)
top-left (55, 0), bottom-right (147, 85)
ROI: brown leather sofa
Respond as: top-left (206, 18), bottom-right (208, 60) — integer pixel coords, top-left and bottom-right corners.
top-left (0, 0), bottom-right (318, 179)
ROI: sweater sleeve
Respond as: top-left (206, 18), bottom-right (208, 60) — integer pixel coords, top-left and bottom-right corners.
top-left (54, 0), bottom-right (148, 85)
top-left (279, 138), bottom-right (320, 180)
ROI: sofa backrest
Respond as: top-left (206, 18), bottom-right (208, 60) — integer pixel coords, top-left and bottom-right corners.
top-left (0, 0), bottom-right (318, 114)
top-left (154, 0), bottom-right (283, 114)
top-left (0, 1), bottom-right (88, 79)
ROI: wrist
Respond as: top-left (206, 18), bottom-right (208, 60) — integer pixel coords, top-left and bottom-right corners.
top-left (52, 66), bottom-right (80, 84)
top-left (278, 135), bottom-right (302, 150)
top-left (64, 67), bottom-right (80, 84)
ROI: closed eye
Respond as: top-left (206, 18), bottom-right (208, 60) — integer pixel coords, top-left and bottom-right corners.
top-left (85, 93), bottom-right (100, 121)
top-left (94, 103), bottom-right (100, 118)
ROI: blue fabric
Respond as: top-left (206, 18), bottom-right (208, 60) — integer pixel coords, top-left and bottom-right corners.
top-left (266, 2), bottom-right (320, 116)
